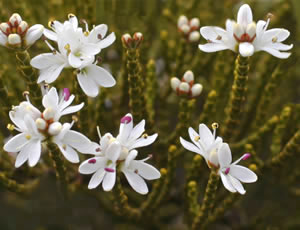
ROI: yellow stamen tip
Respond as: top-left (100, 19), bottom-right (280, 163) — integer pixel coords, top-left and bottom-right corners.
top-left (7, 124), bottom-right (15, 131)
top-left (212, 122), bottom-right (219, 129)
top-left (25, 134), bottom-right (31, 140)
top-left (194, 136), bottom-right (200, 141)
top-left (142, 133), bottom-right (148, 139)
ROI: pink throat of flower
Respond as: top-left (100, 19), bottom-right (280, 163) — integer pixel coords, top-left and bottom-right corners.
top-left (88, 159), bottom-right (96, 164)
top-left (234, 33), bottom-right (256, 43)
top-left (105, 168), bottom-right (115, 173)
top-left (242, 153), bottom-right (251, 161)
top-left (120, 116), bottom-right (132, 124)
top-left (63, 88), bottom-right (71, 101)
top-left (225, 167), bottom-right (230, 175)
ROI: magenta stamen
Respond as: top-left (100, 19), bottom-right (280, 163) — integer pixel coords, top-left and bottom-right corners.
top-left (105, 168), bottom-right (115, 173)
top-left (120, 116), bottom-right (132, 124)
top-left (88, 159), bottom-right (96, 164)
top-left (63, 88), bottom-right (70, 101)
top-left (225, 167), bottom-right (230, 175)
top-left (95, 148), bottom-right (101, 152)
top-left (242, 153), bottom-right (251, 161)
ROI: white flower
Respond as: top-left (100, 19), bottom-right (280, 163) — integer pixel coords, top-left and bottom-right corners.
top-left (42, 87), bottom-right (84, 121)
top-left (199, 4), bottom-right (292, 58)
top-left (30, 14), bottom-right (116, 97)
top-left (180, 123), bottom-right (223, 168)
top-left (121, 150), bottom-right (161, 195)
top-left (0, 13), bottom-right (44, 48)
top-left (3, 87), bottom-right (97, 167)
top-left (218, 143), bottom-right (257, 194)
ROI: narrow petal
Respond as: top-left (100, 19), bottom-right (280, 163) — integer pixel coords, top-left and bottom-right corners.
top-left (239, 42), bottom-right (254, 57)
top-left (79, 157), bottom-right (106, 174)
top-left (131, 161), bottom-right (161, 180)
top-left (77, 71), bottom-right (99, 97)
top-left (268, 43), bottom-right (293, 51)
top-left (87, 64), bottom-right (116, 87)
top-left (102, 170), bottom-right (116, 191)
top-left (180, 137), bottom-right (203, 156)
top-left (38, 63), bottom-right (66, 84)
top-left (220, 173), bottom-right (236, 193)
top-left (106, 142), bottom-right (121, 162)
top-left (261, 47), bottom-right (291, 59)
top-left (125, 150), bottom-right (138, 168)
top-left (230, 165), bottom-right (257, 183)
top-left (263, 29), bottom-right (290, 43)
top-left (199, 124), bottom-right (214, 146)
top-left (199, 43), bottom-right (229, 53)
top-left (42, 87), bottom-right (59, 109)
top-left (63, 130), bottom-right (92, 153)
top-left (117, 113), bottom-right (133, 144)
top-left (200, 26), bottom-right (226, 41)
top-left (15, 145), bottom-right (30, 168)
top-left (129, 133), bottom-right (158, 150)
top-left (57, 143), bottom-right (79, 163)
top-left (237, 4), bottom-right (253, 27)
top-left (123, 170), bottom-right (148, 194)
top-left (228, 174), bottom-right (246, 194)
top-left (128, 120), bottom-right (145, 142)
top-left (88, 169), bottom-right (105, 189)
top-left (98, 32), bottom-right (116, 49)
top-left (61, 103), bottom-right (84, 116)
top-left (0, 31), bottom-right (7, 46)
top-left (4, 133), bottom-right (28, 152)
top-left (218, 143), bottom-right (232, 168)
top-left (68, 53), bottom-right (83, 68)
top-left (188, 127), bottom-right (204, 151)
top-left (89, 24), bottom-right (108, 44)
top-left (43, 28), bottom-right (57, 41)
top-left (28, 140), bottom-right (42, 167)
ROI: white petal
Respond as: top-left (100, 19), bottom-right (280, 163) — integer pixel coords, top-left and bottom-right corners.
top-left (43, 28), bottom-right (57, 41)
top-left (220, 173), bottom-right (236, 193)
top-left (0, 31), bottom-right (7, 46)
top-left (199, 124), bottom-right (214, 146)
top-left (88, 169), bottom-right (105, 189)
top-left (25, 24), bottom-right (44, 46)
top-left (87, 64), bottom-right (116, 87)
top-left (268, 43), bottom-right (293, 51)
top-left (130, 133), bottom-right (158, 150)
top-left (264, 29), bottom-right (290, 43)
top-left (125, 150), bottom-right (138, 168)
top-left (199, 43), bottom-right (229, 53)
top-left (118, 113), bottom-right (133, 143)
top-left (31, 53), bottom-right (65, 69)
top-left (38, 63), bottom-right (66, 84)
top-left (28, 139), bottom-right (42, 167)
top-left (261, 47), bottom-right (291, 59)
top-left (237, 4), bottom-right (253, 27)
top-left (106, 142), bottom-right (121, 162)
top-left (57, 143), bottom-right (79, 163)
top-left (68, 53), bottom-right (83, 68)
top-left (98, 32), bottom-right (116, 49)
top-left (131, 161), bottom-right (161, 180)
top-left (42, 87), bottom-right (59, 109)
top-left (123, 170), bottom-right (148, 194)
top-left (128, 120), bottom-right (145, 142)
top-left (24, 114), bottom-right (39, 136)
top-left (63, 130), bottom-right (92, 153)
top-left (228, 174), bottom-right (246, 195)
top-left (188, 127), bottom-right (204, 151)
top-left (77, 71), bottom-right (99, 97)
top-left (218, 143), bottom-right (232, 168)
top-left (4, 133), bottom-right (28, 152)
top-left (239, 42), bottom-right (254, 57)
top-left (230, 165), bottom-right (257, 183)
top-left (15, 144), bottom-right (30, 168)
top-left (180, 137), bottom-right (203, 155)
top-left (200, 26), bottom-right (226, 41)
top-left (79, 157), bottom-right (106, 174)
top-left (61, 103), bottom-right (84, 116)
top-left (89, 24), bottom-right (108, 43)
top-left (102, 170), bottom-right (116, 191)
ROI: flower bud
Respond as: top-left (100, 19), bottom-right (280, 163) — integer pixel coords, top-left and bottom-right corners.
top-left (177, 15), bottom-right (188, 28)
top-left (17, 21), bottom-right (28, 35)
top-left (35, 118), bottom-right (47, 130)
top-left (189, 31), bottom-right (200, 42)
top-left (43, 108), bottom-right (55, 120)
top-left (133, 32), bottom-right (143, 47)
top-left (182, 70), bottom-right (194, 83)
top-left (180, 24), bottom-right (190, 34)
top-left (178, 82), bottom-right (190, 94)
top-left (9, 13), bottom-right (22, 27)
top-left (170, 77), bottom-right (180, 91)
top-left (121, 33), bottom-right (132, 47)
top-left (48, 122), bottom-right (62, 136)
top-left (239, 42), bottom-right (254, 57)
top-left (0, 23), bottom-right (11, 35)
top-left (8, 34), bottom-right (21, 46)
top-left (0, 31), bottom-right (7, 46)
top-left (191, 84), bottom-right (203, 97)
top-left (24, 24), bottom-right (44, 47)
top-left (190, 18), bottom-right (200, 29)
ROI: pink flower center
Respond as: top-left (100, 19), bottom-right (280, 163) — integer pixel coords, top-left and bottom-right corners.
top-left (63, 88), bottom-right (70, 101)
top-left (120, 116), bottom-right (132, 124)
top-left (105, 168), bottom-right (115, 173)
top-left (225, 167), bottom-right (230, 175)
top-left (88, 159), bottom-right (96, 164)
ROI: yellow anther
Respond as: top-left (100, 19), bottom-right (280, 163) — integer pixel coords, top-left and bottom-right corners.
top-left (84, 31), bottom-right (89, 36)
top-left (142, 133), bottom-right (148, 139)
top-left (25, 134), bottom-right (31, 140)
top-left (272, 37), bottom-right (278, 43)
top-left (7, 124), bottom-right (15, 131)
top-left (62, 144), bottom-right (67, 150)
top-left (48, 20), bottom-right (54, 28)
top-left (68, 13), bottom-right (75, 19)
top-left (22, 91), bottom-right (30, 97)
top-left (64, 44), bottom-right (71, 55)
top-left (212, 122), bottom-right (219, 129)
top-left (194, 136), bottom-right (200, 141)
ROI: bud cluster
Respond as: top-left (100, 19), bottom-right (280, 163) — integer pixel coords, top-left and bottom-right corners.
top-left (0, 13), bottom-right (44, 49)
top-left (121, 32), bottom-right (144, 49)
top-left (177, 15), bottom-right (200, 42)
top-left (170, 70), bottom-right (203, 98)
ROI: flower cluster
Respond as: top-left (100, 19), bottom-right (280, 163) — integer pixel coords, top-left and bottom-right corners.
top-left (180, 123), bottom-right (257, 194)
top-left (4, 87), bottom-right (98, 167)
top-left (199, 4), bottom-right (293, 58)
top-left (170, 70), bottom-right (203, 98)
top-left (177, 15), bottom-right (200, 42)
top-left (0, 13), bottom-right (44, 49)
top-left (79, 113), bottom-right (161, 194)
top-left (30, 14), bottom-right (116, 97)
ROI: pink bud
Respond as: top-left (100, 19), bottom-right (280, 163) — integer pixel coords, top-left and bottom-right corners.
top-left (120, 115), bottom-right (132, 124)
top-left (63, 88), bottom-right (70, 101)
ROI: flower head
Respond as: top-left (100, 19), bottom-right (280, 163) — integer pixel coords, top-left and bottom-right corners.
top-left (218, 143), bottom-right (257, 194)
top-left (199, 4), bottom-right (292, 58)
top-left (177, 15), bottom-right (201, 42)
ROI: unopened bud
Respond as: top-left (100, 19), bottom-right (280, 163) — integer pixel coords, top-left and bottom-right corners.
top-left (35, 118), bottom-right (47, 130)
top-left (178, 82), bottom-right (190, 93)
top-left (9, 13), bottom-right (22, 27)
top-left (17, 21), bottom-right (28, 35)
top-left (48, 122), bottom-right (62, 136)
top-left (190, 18), bottom-right (200, 29)
top-left (183, 70), bottom-right (194, 83)
top-left (177, 15), bottom-right (188, 28)
top-left (191, 84), bottom-right (203, 97)
top-left (43, 108), bottom-right (55, 120)
top-left (133, 32), bottom-right (143, 47)
top-left (8, 34), bottom-right (21, 46)
top-left (122, 33), bottom-right (132, 47)
top-left (170, 77), bottom-right (180, 91)
top-left (189, 31), bottom-right (200, 42)
top-left (0, 23), bottom-right (11, 35)
top-left (180, 24), bottom-right (190, 34)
